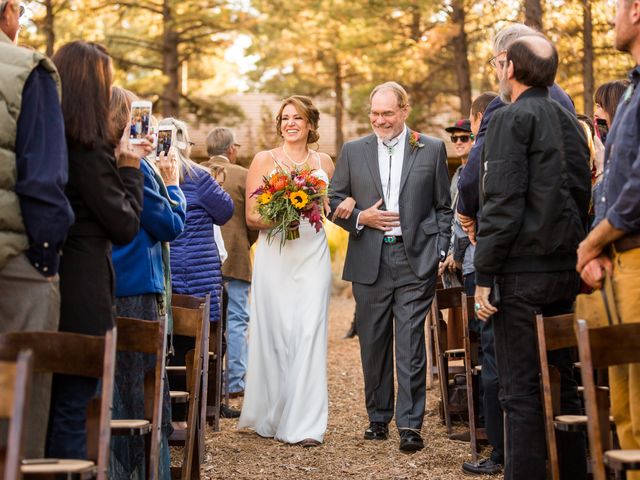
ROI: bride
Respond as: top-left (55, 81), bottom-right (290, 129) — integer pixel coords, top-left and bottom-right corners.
top-left (239, 95), bottom-right (338, 447)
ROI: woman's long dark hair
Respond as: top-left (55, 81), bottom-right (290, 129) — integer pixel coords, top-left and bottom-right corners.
top-left (52, 41), bottom-right (114, 148)
top-left (595, 80), bottom-right (630, 125)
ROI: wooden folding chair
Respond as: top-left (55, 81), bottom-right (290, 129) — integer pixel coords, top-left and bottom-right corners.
top-left (430, 286), bottom-right (466, 435)
top-left (575, 320), bottom-right (640, 480)
top-left (111, 316), bottom-right (167, 480)
top-left (0, 330), bottom-right (116, 480)
top-left (0, 350), bottom-right (33, 480)
top-left (168, 294), bottom-right (210, 480)
top-left (461, 293), bottom-right (488, 463)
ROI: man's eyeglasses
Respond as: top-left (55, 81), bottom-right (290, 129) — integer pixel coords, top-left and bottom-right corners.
top-left (233, 143), bottom-right (241, 148)
top-left (450, 135), bottom-right (472, 144)
top-left (368, 108), bottom-right (404, 120)
top-left (488, 51), bottom-right (507, 70)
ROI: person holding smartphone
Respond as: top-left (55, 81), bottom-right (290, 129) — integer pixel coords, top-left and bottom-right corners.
top-left (46, 41), bottom-right (150, 460)
top-left (109, 87), bottom-right (186, 480)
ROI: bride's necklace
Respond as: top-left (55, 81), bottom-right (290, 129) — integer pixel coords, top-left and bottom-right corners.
top-left (282, 144), bottom-right (310, 166)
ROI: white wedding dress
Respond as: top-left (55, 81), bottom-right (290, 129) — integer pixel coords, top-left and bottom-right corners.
top-left (238, 158), bottom-right (331, 444)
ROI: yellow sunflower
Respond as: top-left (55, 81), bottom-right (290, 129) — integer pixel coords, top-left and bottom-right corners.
top-left (258, 192), bottom-right (272, 205)
top-left (289, 190), bottom-right (309, 209)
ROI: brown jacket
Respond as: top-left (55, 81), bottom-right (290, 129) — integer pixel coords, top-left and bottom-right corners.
top-left (203, 155), bottom-right (258, 282)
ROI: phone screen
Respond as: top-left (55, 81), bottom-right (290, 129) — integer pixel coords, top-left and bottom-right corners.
top-left (129, 103), bottom-right (152, 143)
top-left (156, 129), bottom-right (172, 157)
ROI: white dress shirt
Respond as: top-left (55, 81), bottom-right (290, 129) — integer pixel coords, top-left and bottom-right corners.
top-left (356, 126), bottom-right (408, 236)
top-left (377, 126), bottom-right (407, 236)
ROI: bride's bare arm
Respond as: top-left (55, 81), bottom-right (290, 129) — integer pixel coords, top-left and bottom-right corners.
top-left (246, 151), bottom-right (274, 230)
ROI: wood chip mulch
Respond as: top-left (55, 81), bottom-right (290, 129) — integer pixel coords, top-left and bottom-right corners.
top-left (199, 295), bottom-right (504, 479)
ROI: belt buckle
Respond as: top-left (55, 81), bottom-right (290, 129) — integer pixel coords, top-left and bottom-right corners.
top-left (383, 236), bottom-right (396, 244)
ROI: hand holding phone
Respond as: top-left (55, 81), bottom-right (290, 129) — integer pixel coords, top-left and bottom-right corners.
top-left (158, 148), bottom-right (179, 186)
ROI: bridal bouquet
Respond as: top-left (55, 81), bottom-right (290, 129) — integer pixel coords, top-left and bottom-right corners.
top-left (251, 166), bottom-right (327, 246)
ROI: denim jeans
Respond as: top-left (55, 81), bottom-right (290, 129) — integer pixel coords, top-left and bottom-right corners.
top-left (46, 374), bottom-right (99, 459)
top-left (493, 270), bottom-right (586, 480)
top-left (225, 278), bottom-right (251, 393)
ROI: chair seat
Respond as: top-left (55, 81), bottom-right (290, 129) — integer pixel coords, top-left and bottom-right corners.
top-left (604, 449), bottom-right (640, 470)
top-left (444, 348), bottom-right (465, 359)
top-left (555, 414), bottom-right (615, 432)
top-left (111, 419), bottom-right (152, 435)
top-left (170, 390), bottom-right (190, 403)
top-left (22, 459), bottom-right (96, 476)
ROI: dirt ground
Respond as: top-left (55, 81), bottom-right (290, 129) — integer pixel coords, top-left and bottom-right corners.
top-left (201, 295), bottom-right (504, 480)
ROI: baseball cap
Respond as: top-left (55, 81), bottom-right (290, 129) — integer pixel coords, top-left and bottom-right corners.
top-left (445, 119), bottom-right (472, 134)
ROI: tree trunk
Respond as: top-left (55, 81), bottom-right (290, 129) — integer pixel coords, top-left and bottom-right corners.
top-left (451, 0), bottom-right (472, 118)
top-left (44, 0), bottom-right (55, 57)
top-left (334, 60), bottom-right (344, 156)
top-left (161, 0), bottom-right (180, 116)
top-left (582, 0), bottom-right (594, 117)
top-left (524, 0), bottom-right (543, 31)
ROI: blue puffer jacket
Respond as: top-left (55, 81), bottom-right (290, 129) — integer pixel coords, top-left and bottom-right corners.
top-left (170, 167), bottom-right (233, 322)
top-left (113, 158), bottom-right (186, 296)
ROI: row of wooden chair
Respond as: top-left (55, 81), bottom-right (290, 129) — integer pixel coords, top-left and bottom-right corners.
top-left (0, 292), bottom-right (216, 480)
top-left (429, 284), bottom-right (640, 479)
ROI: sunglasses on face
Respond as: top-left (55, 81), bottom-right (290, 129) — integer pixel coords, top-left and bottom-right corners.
top-left (451, 135), bottom-right (472, 144)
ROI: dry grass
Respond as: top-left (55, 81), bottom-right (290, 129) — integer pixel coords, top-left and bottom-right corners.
top-left (200, 295), bottom-right (504, 480)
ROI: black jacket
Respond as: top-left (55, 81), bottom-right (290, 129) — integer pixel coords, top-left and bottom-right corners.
top-left (474, 87), bottom-right (591, 287)
top-left (59, 139), bottom-right (144, 335)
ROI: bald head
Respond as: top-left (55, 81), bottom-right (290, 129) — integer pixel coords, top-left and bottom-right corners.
top-left (507, 35), bottom-right (558, 88)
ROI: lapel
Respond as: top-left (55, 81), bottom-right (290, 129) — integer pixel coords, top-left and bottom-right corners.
top-left (363, 135), bottom-right (384, 200)
top-left (399, 128), bottom-right (418, 194)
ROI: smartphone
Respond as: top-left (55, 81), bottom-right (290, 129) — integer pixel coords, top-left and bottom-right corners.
top-left (156, 125), bottom-right (175, 157)
top-left (595, 118), bottom-right (608, 145)
top-left (129, 100), bottom-right (152, 144)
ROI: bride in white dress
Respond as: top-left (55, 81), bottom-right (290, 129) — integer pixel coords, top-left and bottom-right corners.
top-left (239, 95), bottom-right (336, 447)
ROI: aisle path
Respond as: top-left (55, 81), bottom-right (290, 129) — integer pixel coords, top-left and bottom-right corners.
top-left (203, 296), bottom-right (503, 479)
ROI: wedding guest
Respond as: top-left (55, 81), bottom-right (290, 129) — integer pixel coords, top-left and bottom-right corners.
top-left (110, 87), bottom-right (186, 480)
top-left (474, 35), bottom-right (590, 480)
top-left (46, 41), bottom-right (149, 459)
top-left (0, 0), bottom-right (74, 457)
top-left (578, 4), bottom-right (640, 478)
top-left (239, 96), bottom-right (335, 447)
top-left (203, 127), bottom-right (258, 400)
top-left (166, 118), bottom-right (233, 421)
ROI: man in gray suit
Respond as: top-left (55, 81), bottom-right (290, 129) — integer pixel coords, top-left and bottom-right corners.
top-left (330, 81), bottom-right (452, 452)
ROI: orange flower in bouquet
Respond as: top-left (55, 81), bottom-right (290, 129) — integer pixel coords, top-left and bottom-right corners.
top-left (251, 166), bottom-right (327, 247)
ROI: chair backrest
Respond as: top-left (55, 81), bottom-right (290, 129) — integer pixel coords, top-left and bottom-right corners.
top-left (171, 294), bottom-right (210, 480)
top-left (435, 286), bottom-right (465, 311)
top-left (115, 316), bottom-right (167, 480)
top-left (0, 350), bottom-right (32, 480)
top-left (576, 319), bottom-right (640, 480)
top-left (535, 313), bottom-right (576, 480)
top-left (0, 330), bottom-right (116, 480)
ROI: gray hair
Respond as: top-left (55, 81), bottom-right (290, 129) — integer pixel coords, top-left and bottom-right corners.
top-left (158, 117), bottom-right (207, 182)
top-left (369, 81), bottom-right (410, 108)
top-left (206, 127), bottom-right (234, 157)
top-left (492, 23), bottom-right (542, 55)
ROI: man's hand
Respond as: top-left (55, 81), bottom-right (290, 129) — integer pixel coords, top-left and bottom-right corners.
top-left (577, 237), bottom-right (604, 273)
top-left (458, 212), bottom-right (477, 245)
top-left (580, 255), bottom-right (613, 289)
top-left (332, 197), bottom-right (356, 221)
top-left (358, 199), bottom-right (400, 231)
top-left (438, 254), bottom-right (459, 276)
top-left (474, 285), bottom-right (498, 321)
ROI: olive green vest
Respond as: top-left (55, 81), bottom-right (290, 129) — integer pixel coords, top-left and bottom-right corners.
top-left (0, 31), bottom-right (61, 269)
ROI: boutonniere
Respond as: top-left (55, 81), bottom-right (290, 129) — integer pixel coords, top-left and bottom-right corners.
top-left (409, 131), bottom-right (424, 150)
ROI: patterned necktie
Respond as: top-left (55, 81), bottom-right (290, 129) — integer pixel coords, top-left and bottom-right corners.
top-left (382, 138), bottom-right (399, 205)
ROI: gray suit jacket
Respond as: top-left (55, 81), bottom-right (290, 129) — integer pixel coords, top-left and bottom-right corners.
top-left (330, 131), bottom-right (452, 285)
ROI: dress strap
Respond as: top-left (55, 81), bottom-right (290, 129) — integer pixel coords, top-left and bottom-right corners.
top-left (268, 149), bottom-right (285, 170)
